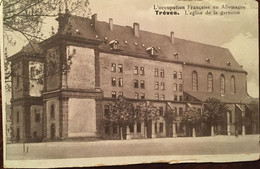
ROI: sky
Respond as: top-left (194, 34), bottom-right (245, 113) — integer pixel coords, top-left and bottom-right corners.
top-left (4, 0), bottom-right (259, 98)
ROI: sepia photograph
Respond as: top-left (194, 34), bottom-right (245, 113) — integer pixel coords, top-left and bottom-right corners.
top-left (0, 0), bottom-right (259, 168)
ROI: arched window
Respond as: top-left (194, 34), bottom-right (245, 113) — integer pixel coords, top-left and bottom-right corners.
top-left (192, 71), bottom-right (198, 91)
top-left (220, 74), bottom-right (225, 94)
top-left (207, 73), bottom-right (213, 92)
top-left (230, 76), bottom-right (236, 94)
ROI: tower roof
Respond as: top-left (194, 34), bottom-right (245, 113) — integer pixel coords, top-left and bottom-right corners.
top-left (8, 39), bottom-right (43, 62)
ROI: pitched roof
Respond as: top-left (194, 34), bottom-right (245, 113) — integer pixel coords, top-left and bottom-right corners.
top-left (184, 91), bottom-right (255, 104)
top-left (8, 39), bottom-right (43, 61)
top-left (61, 14), bottom-right (245, 72)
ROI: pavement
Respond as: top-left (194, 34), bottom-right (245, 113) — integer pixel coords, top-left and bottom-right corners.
top-left (5, 135), bottom-right (260, 160)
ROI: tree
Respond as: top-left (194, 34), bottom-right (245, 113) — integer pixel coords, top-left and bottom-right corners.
top-left (106, 96), bottom-right (136, 140)
top-left (3, 0), bottom-right (91, 44)
top-left (246, 101), bottom-right (259, 134)
top-left (182, 108), bottom-right (201, 137)
top-left (202, 98), bottom-right (228, 136)
top-left (135, 102), bottom-right (160, 138)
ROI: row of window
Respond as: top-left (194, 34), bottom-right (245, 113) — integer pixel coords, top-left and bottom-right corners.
top-left (111, 91), bottom-right (123, 98)
top-left (134, 66), bottom-right (145, 75)
top-left (113, 78), bottom-right (182, 92)
top-left (154, 94), bottom-right (183, 101)
top-left (111, 91), bottom-right (183, 101)
top-left (134, 93), bottom-right (145, 99)
top-left (155, 82), bottom-right (165, 90)
top-left (192, 71), bottom-right (236, 93)
top-left (110, 64), bottom-right (182, 79)
top-left (134, 80), bottom-right (145, 88)
top-left (111, 63), bottom-right (123, 73)
top-left (112, 78), bottom-right (123, 87)
top-left (174, 83), bottom-right (183, 92)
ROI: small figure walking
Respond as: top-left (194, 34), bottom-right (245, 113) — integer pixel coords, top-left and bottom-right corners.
top-left (235, 130), bottom-right (239, 138)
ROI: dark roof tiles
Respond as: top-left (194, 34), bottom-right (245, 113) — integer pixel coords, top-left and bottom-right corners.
top-left (65, 15), bottom-right (244, 72)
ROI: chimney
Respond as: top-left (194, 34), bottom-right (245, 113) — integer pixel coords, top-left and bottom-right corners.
top-left (133, 23), bottom-right (140, 37)
top-left (92, 14), bottom-right (97, 30)
top-left (109, 18), bottom-right (113, 31)
top-left (170, 31), bottom-right (175, 44)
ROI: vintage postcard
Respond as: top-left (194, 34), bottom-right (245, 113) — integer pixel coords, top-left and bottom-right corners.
top-left (1, 0), bottom-right (259, 168)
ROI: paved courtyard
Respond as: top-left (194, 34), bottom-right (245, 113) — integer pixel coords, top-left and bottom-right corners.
top-left (6, 135), bottom-right (260, 160)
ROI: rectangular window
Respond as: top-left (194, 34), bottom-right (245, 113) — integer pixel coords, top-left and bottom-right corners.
top-left (140, 67), bottom-right (145, 75)
top-left (140, 93), bottom-right (145, 99)
top-left (134, 66), bottom-right (138, 75)
top-left (159, 122), bottom-right (164, 133)
top-left (159, 107), bottom-right (163, 116)
top-left (119, 78), bottom-right (123, 87)
top-left (112, 77), bottom-right (116, 86)
top-left (155, 82), bottom-right (159, 90)
top-left (155, 94), bottom-right (159, 100)
top-left (179, 84), bottom-right (183, 92)
top-left (35, 113), bottom-right (40, 122)
top-left (118, 91), bottom-right (123, 97)
top-left (50, 104), bottom-right (55, 119)
top-left (134, 93), bottom-right (139, 99)
top-left (140, 80), bottom-right (145, 89)
top-left (160, 82), bottom-right (165, 90)
top-left (161, 94), bottom-right (165, 100)
top-left (178, 72), bottom-right (182, 79)
top-left (155, 68), bottom-right (158, 77)
top-left (137, 123), bottom-right (141, 133)
top-left (173, 83), bottom-right (177, 91)
top-left (160, 69), bottom-right (164, 77)
top-left (174, 95), bottom-right (178, 101)
top-left (173, 71), bottom-right (177, 79)
top-left (179, 95), bottom-right (183, 101)
top-left (134, 80), bottom-right (139, 88)
top-left (130, 124), bottom-right (134, 133)
top-left (17, 111), bottom-right (19, 123)
top-left (111, 63), bottom-right (116, 72)
top-left (111, 91), bottom-right (116, 98)
top-left (118, 64), bottom-right (123, 73)
top-left (104, 105), bottom-right (110, 117)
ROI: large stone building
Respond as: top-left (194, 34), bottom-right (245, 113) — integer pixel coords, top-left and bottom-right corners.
top-left (8, 12), bottom-right (258, 142)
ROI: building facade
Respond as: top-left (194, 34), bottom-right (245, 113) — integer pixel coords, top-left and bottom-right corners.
top-left (8, 40), bottom-right (44, 142)
top-left (8, 13), bottom-right (258, 142)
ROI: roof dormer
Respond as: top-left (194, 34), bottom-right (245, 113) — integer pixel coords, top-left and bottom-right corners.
top-left (109, 40), bottom-right (119, 50)
top-left (146, 46), bottom-right (157, 56)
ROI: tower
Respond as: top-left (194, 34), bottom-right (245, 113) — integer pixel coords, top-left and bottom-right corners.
top-left (8, 40), bottom-right (44, 142)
